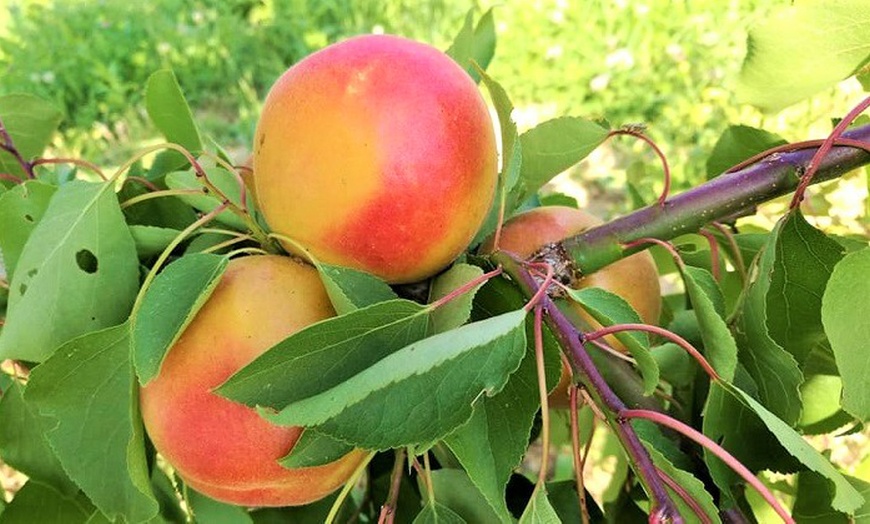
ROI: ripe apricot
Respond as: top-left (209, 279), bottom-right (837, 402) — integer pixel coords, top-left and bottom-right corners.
top-left (140, 255), bottom-right (365, 506)
top-left (254, 34), bottom-right (498, 284)
top-left (481, 206), bottom-right (661, 407)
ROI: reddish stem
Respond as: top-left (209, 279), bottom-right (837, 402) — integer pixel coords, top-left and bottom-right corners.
top-left (621, 409), bottom-right (794, 524)
top-left (0, 173), bottom-right (23, 184)
top-left (790, 96), bottom-right (870, 208)
top-left (123, 176), bottom-right (161, 192)
top-left (522, 261), bottom-right (555, 311)
top-left (656, 466), bottom-right (712, 524)
top-left (697, 229), bottom-right (721, 281)
top-left (570, 386), bottom-right (593, 524)
top-left (32, 157), bottom-right (106, 180)
top-left (584, 323), bottom-right (721, 383)
top-left (623, 237), bottom-right (684, 267)
top-left (378, 448), bottom-right (406, 524)
top-left (427, 266), bottom-right (503, 310)
top-left (709, 222), bottom-right (747, 283)
top-left (0, 117), bottom-right (35, 179)
top-left (608, 128), bottom-right (672, 206)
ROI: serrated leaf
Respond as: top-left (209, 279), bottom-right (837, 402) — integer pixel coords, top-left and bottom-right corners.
top-left (793, 471), bottom-right (870, 523)
top-left (145, 70), bottom-right (202, 172)
top-left (642, 445), bottom-right (721, 524)
top-left (0, 481), bottom-right (93, 524)
top-left (706, 125), bottom-right (788, 178)
top-left (514, 117), bottom-right (609, 204)
top-left (767, 211), bottom-right (844, 365)
top-left (129, 225), bottom-right (181, 259)
top-left (0, 181), bottom-right (139, 362)
top-left (164, 168), bottom-right (249, 230)
top-left (445, 8), bottom-right (496, 83)
top-left (278, 429), bottom-right (353, 469)
top-left (519, 487), bottom-right (560, 524)
top-left (0, 382), bottom-right (76, 494)
top-left (413, 502), bottom-right (466, 524)
top-left (188, 489), bottom-right (253, 524)
top-left (568, 286), bottom-right (660, 395)
top-left (25, 323), bottom-right (159, 523)
top-left (0, 94), bottom-right (63, 178)
top-left (737, 2), bottom-right (870, 111)
top-left (316, 263), bottom-right (397, 315)
top-left (444, 277), bottom-right (559, 522)
top-left (429, 469), bottom-right (503, 524)
top-left (132, 253), bottom-right (229, 384)
top-left (262, 310), bottom-right (527, 450)
top-left (219, 299), bottom-right (430, 409)
top-left (822, 247), bottom-right (870, 420)
top-left (715, 381), bottom-right (864, 513)
top-left (428, 263), bottom-right (484, 333)
top-left (681, 265), bottom-right (738, 381)
top-left (0, 180), bottom-right (56, 279)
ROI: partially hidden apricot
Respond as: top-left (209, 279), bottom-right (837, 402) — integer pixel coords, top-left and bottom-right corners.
top-left (254, 34), bottom-right (498, 284)
top-left (140, 255), bottom-right (366, 506)
top-left (481, 206), bottom-right (661, 407)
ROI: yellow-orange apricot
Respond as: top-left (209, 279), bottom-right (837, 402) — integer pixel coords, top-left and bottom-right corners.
top-left (140, 255), bottom-right (365, 506)
top-left (482, 206), bottom-right (661, 408)
top-left (254, 34), bottom-right (498, 284)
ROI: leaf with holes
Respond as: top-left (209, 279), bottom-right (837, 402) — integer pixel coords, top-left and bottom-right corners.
top-left (0, 181), bottom-right (139, 362)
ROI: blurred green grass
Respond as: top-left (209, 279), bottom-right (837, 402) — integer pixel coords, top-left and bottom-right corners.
top-left (0, 0), bottom-right (861, 201)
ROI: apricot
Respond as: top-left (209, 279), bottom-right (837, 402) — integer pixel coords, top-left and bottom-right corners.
top-left (481, 206), bottom-right (661, 407)
top-left (140, 255), bottom-right (366, 507)
top-left (253, 34), bottom-right (498, 284)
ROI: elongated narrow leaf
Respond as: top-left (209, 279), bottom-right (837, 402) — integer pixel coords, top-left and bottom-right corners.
top-left (568, 287), bottom-right (659, 395)
top-left (25, 323), bottom-right (159, 523)
top-left (514, 117), bottom-right (608, 204)
top-left (519, 488), bottom-right (561, 524)
top-left (446, 8), bottom-right (496, 83)
top-left (737, 1), bottom-right (870, 111)
top-left (145, 69), bottom-right (202, 174)
top-left (0, 181), bottom-right (139, 362)
top-left (164, 168), bottom-right (249, 230)
top-left (0, 180), bottom-right (56, 279)
top-left (262, 310), bottom-right (527, 450)
top-left (822, 247), bottom-right (870, 420)
top-left (428, 263), bottom-right (485, 333)
top-left (219, 299), bottom-right (430, 409)
top-left (132, 253), bottom-right (229, 384)
top-left (317, 263), bottom-right (397, 315)
top-left (444, 278), bottom-right (559, 522)
top-left (0, 94), bottom-right (63, 178)
top-left (642, 445), bottom-right (721, 523)
top-left (681, 266), bottom-right (738, 381)
top-left (479, 68), bottom-right (521, 193)
top-left (279, 429), bottom-right (353, 469)
top-left (0, 382), bottom-right (76, 494)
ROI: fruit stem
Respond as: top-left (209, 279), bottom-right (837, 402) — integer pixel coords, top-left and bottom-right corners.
top-left (620, 409), bottom-right (795, 524)
top-left (494, 252), bottom-right (683, 523)
top-left (564, 123), bottom-right (870, 274)
top-left (379, 448), bottom-right (407, 524)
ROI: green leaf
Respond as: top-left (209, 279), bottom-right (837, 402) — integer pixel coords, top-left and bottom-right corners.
top-left (413, 502), bottom-right (466, 524)
top-left (445, 8), bottom-right (496, 83)
top-left (0, 181), bottom-right (139, 362)
top-left (145, 69), bottom-right (202, 172)
top-left (219, 299), bottom-right (430, 409)
top-left (25, 323), bottom-right (159, 523)
top-left (316, 263), bottom-right (397, 315)
top-left (0, 382), bottom-right (76, 494)
top-left (0, 481), bottom-right (93, 524)
top-left (766, 211), bottom-right (845, 365)
top-left (514, 117), bottom-right (608, 204)
top-left (478, 68), bottom-right (521, 193)
top-left (188, 489), bottom-right (254, 524)
top-left (652, 343), bottom-right (695, 387)
top-left (0, 94), bottom-right (63, 178)
top-left (118, 180), bottom-right (198, 230)
top-left (429, 469), bottom-right (503, 524)
top-left (643, 446), bottom-right (721, 523)
top-left (822, 247), bottom-right (870, 420)
top-left (568, 286), bottom-right (660, 395)
top-left (737, 2), bottom-right (870, 111)
top-left (129, 225), bottom-right (181, 259)
top-left (519, 487), bottom-right (560, 524)
top-left (444, 278), bottom-right (559, 522)
top-left (716, 381), bottom-right (864, 513)
top-left (793, 471), bottom-right (870, 523)
top-left (132, 253), bottom-right (229, 384)
top-left (278, 429), bottom-right (353, 469)
top-left (262, 310), bottom-right (527, 451)
top-left (706, 125), bottom-right (787, 178)
top-left (164, 168), bottom-right (249, 230)
top-left (799, 374), bottom-right (851, 434)
top-left (681, 265), bottom-right (738, 381)
top-left (428, 263), bottom-right (484, 333)
top-left (0, 180), bottom-right (57, 279)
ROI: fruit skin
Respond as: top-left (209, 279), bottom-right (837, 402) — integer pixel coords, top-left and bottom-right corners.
top-left (481, 206), bottom-right (661, 407)
top-left (254, 34), bottom-right (498, 284)
top-left (140, 255), bottom-right (366, 507)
